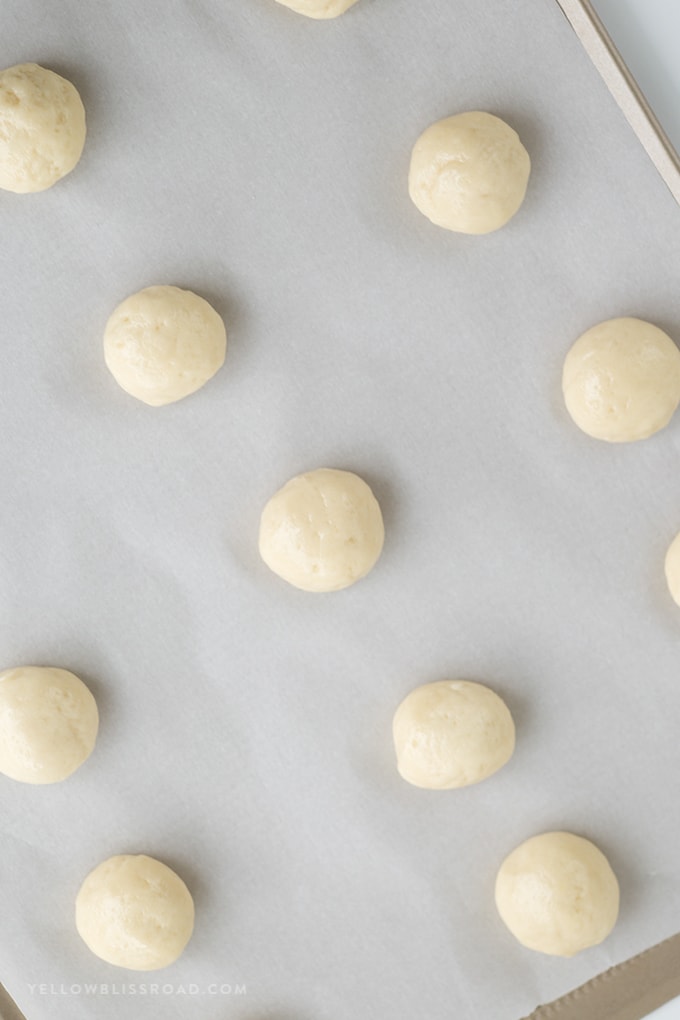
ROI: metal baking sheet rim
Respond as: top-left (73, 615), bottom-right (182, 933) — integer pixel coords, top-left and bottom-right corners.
top-left (555, 0), bottom-right (680, 206)
top-left (0, 983), bottom-right (25, 1020)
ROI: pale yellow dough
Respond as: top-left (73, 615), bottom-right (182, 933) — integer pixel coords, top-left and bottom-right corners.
top-left (76, 855), bottom-right (195, 970)
top-left (392, 680), bottom-right (515, 789)
top-left (562, 317), bottom-right (680, 442)
top-left (664, 531), bottom-right (680, 606)
top-left (103, 285), bottom-right (227, 406)
top-left (259, 468), bottom-right (384, 592)
top-left (0, 63), bottom-right (86, 193)
top-left (273, 0), bottom-right (359, 18)
top-left (0, 666), bottom-right (98, 784)
top-left (408, 111), bottom-right (530, 234)
top-left (495, 831), bottom-right (620, 957)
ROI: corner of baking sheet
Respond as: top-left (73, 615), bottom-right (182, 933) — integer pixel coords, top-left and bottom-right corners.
top-left (554, 0), bottom-right (680, 206)
top-left (0, 983), bottom-right (27, 1020)
top-left (520, 932), bottom-right (680, 1020)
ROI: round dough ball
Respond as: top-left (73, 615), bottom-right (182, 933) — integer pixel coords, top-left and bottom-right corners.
top-left (0, 666), bottom-right (98, 784)
top-left (393, 680), bottom-right (515, 789)
top-left (0, 63), bottom-right (86, 193)
top-left (495, 831), bottom-right (620, 957)
top-left (562, 317), bottom-right (680, 442)
top-left (273, 0), bottom-right (359, 18)
top-left (259, 468), bottom-right (384, 592)
top-left (76, 854), bottom-right (195, 970)
top-left (103, 285), bottom-right (227, 406)
top-left (664, 531), bottom-right (680, 606)
top-left (408, 111), bottom-right (531, 234)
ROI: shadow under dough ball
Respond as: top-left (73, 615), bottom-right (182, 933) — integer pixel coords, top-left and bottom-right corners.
top-left (562, 317), bottom-right (680, 442)
top-left (76, 854), bottom-right (195, 970)
top-left (0, 666), bottom-right (98, 784)
top-left (408, 111), bottom-right (531, 234)
top-left (103, 285), bottom-right (227, 406)
top-left (259, 468), bottom-right (384, 592)
top-left (0, 63), bottom-right (86, 193)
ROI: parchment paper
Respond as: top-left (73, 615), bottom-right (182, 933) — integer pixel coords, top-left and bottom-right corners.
top-left (1, 1), bottom-right (680, 1018)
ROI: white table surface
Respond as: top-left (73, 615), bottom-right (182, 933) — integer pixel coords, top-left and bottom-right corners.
top-left (650, 1001), bottom-right (680, 1020)
top-left (594, 0), bottom-right (680, 154)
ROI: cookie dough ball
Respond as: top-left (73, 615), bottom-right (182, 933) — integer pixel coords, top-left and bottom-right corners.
top-left (259, 468), bottom-right (384, 592)
top-left (0, 666), bottom-right (98, 784)
top-left (103, 285), bottom-right (227, 406)
top-left (76, 854), bottom-right (195, 970)
top-left (664, 531), bottom-right (680, 606)
top-left (408, 111), bottom-right (530, 234)
top-left (273, 0), bottom-right (359, 18)
top-left (495, 831), bottom-right (620, 957)
top-left (0, 63), bottom-right (86, 193)
top-left (562, 317), bottom-right (680, 442)
top-left (393, 680), bottom-right (515, 789)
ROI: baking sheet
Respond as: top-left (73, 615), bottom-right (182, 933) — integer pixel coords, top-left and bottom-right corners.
top-left (525, 934), bottom-right (680, 1019)
top-left (2, 1), bottom-right (680, 1018)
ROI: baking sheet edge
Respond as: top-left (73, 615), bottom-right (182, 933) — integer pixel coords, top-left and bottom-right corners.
top-left (555, 0), bottom-right (680, 205)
